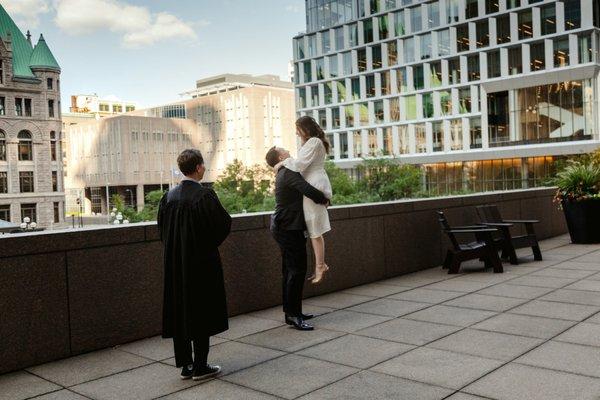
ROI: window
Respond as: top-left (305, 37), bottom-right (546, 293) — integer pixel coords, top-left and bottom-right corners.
top-left (363, 18), bottom-right (374, 43)
top-left (353, 130), bottom-right (363, 158)
top-left (420, 33), bottom-right (432, 60)
top-left (48, 99), bottom-right (55, 118)
top-left (430, 61), bottom-right (442, 87)
top-left (345, 105), bottom-right (355, 127)
top-left (496, 15), bottom-right (511, 44)
top-left (470, 117), bottom-right (482, 148)
top-left (530, 42), bottom-right (545, 71)
top-left (366, 74), bottom-right (376, 98)
top-left (459, 88), bottom-right (472, 114)
top-left (19, 171), bottom-right (34, 193)
top-left (342, 52), bottom-right (352, 75)
top-left (410, 6), bottom-right (422, 33)
top-left (456, 24), bottom-right (470, 52)
top-left (322, 30), bottom-right (331, 54)
top-left (406, 95), bottom-right (417, 120)
top-left (0, 97), bottom-right (4, 115)
top-left (358, 48), bottom-right (367, 72)
top-left (595, 0), bottom-right (600, 28)
top-left (394, 10), bottom-right (405, 36)
top-left (15, 98), bottom-right (23, 116)
top-left (381, 71), bottom-right (391, 95)
top-left (318, 109), bottom-right (327, 128)
top-left (438, 29), bottom-right (451, 56)
top-left (0, 172), bottom-right (7, 193)
top-left (324, 82), bottom-right (333, 104)
top-left (349, 24), bottom-right (358, 47)
top-left (413, 65), bottom-right (424, 90)
top-left (476, 20), bottom-right (489, 48)
top-left (488, 50), bottom-right (501, 78)
top-left (54, 202), bottom-right (60, 223)
top-left (554, 38), bottom-right (570, 68)
top-left (372, 45), bottom-right (382, 69)
top-left (304, 61), bottom-right (312, 83)
top-left (315, 58), bottom-right (325, 80)
top-left (390, 97), bottom-right (400, 121)
top-left (509, 46), bottom-right (522, 75)
top-left (403, 37), bottom-right (415, 63)
top-left (47, 78), bottom-right (53, 90)
top-left (374, 100), bottom-right (384, 123)
top-left (328, 55), bottom-right (339, 78)
top-left (465, 0), bottom-right (478, 19)
top-left (0, 204), bottom-right (9, 221)
top-left (518, 10), bottom-right (533, 40)
top-left (298, 88), bottom-right (306, 108)
top-left (112, 104), bottom-right (122, 113)
top-left (399, 125), bottom-right (409, 154)
top-left (428, 2), bottom-right (440, 28)
top-left (332, 107), bottom-right (341, 128)
top-left (337, 80), bottom-right (347, 103)
top-left (24, 98), bottom-right (32, 117)
top-left (125, 105), bottom-right (135, 112)
top-left (486, 2), bottom-right (499, 14)
top-left (467, 55), bottom-right (480, 81)
top-left (0, 60), bottom-right (3, 84)
top-left (52, 171), bottom-right (58, 192)
top-left (0, 131), bottom-right (5, 161)
top-left (448, 57), bottom-right (461, 85)
top-left (339, 132), bottom-right (349, 159)
top-left (50, 131), bottom-right (58, 161)
top-left (359, 102), bottom-right (369, 125)
top-left (379, 15), bottom-right (389, 40)
top-left (370, 0), bottom-right (381, 15)
top-left (295, 38), bottom-right (305, 59)
top-left (440, 91), bottom-right (452, 115)
top-left (335, 27), bottom-right (344, 50)
top-left (423, 93), bottom-right (434, 118)
top-left (351, 78), bottom-right (360, 100)
top-left (563, 0), bottom-right (581, 31)
top-left (541, 5), bottom-right (556, 35)
top-left (415, 124), bottom-right (426, 153)
top-left (382, 127), bottom-right (393, 155)
top-left (488, 91), bottom-right (510, 144)
top-left (396, 67), bottom-right (407, 92)
top-left (506, 0), bottom-right (521, 9)
top-left (311, 85), bottom-right (320, 107)
top-left (21, 203), bottom-right (36, 223)
top-left (18, 131), bottom-right (32, 161)
top-left (579, 34), bottom-right (593, 64)
top-left (447, 0), bottom-right (459, 23)
top-left (387, 40), bottom-right (398, 65)
top-left (450, 120), bottom-right (463, 150)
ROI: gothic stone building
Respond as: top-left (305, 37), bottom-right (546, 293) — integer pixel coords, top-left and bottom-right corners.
top-left (0, 5), bottom-right (64, 228)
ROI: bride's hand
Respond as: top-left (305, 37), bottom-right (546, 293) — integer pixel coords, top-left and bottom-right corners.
top-left (273, 161), bottom-right (284, 172)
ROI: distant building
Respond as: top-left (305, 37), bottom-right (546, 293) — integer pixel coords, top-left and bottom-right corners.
top-left (65, 74), bottom-right (297, 215)
top-left (0, 4), bottom-right (64, 228)
top-left (69, 94), bottom-right (137, 116)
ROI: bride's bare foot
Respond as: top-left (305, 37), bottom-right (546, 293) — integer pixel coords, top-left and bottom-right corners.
top-left (311, 263), bottom-right (329, 284)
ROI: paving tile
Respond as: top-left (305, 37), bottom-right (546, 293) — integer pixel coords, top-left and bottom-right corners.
top-left (564, 280), bottom-right (600, 292)
top-left (248, 304), bottom-right (335, 322)
top-left (70, 363), bottom-right (198, 400)
top-left (465, 364), bottom-right (600, 400)
top-left (388, 288), bottom-right (464, 304)
top-left (0, 372), bottom-right (60, 400)
top-left (516, 340), bottom-right (600, 378)
top-left (223, 354), bottom-right (357, 400)
top-left (555, 323), bottom-right (600, 347)
top-left (238, 325), bottom-right (344, 352)
top-left (539, 289), bottom-right (600, 306)
top-left (378, 273), bottom-right (451, 288)
top-left (356, 318), bottom-right (461, 346)
top-left (201, 341), bottom-right (284, 376)
top-left (508, 275), bottom-right (576, 289)
top-left (297, 334), bottom-right (414, 369)
top-left (477, 283), bottom-right (554, 299)
top-left (161, 380), bottom-right (280, 400)
top-left (347, 298), bottom-right (430, 317)
top-left (471, 313), bottom-right (575, 339)
top-left (424, 279), bottom-right (495, 293)
top-left (116, 336), bottom-right (176, 361)
top-left (304, 292), bottom-right (375, 309)
top-left (445, 392), bottom-right (491, 400)
top-left (572, 250), bottom-right (600, 264)
top-left (309, 310), bottom-right (391, 332)
top-left (552, 261), bottom-right (600, 271)
top-left (26, 390), bottom-right (89, 400)
top-left (444, 293), bottom-right (527, 312)
top-left (404, 305), bottom-right (497, 327)
top-left (508, 300), bottom-right (599, 321)
top-left (27, 348), bottom-right (152, 387)
top-left (216, 315), bottom-right (284, 340)
top-left (589, 272), bottom-right (600, 281)
top-left (532, 268), bottom-right (597, 279)
top-left (427, 328), bottom-right (543, 361)
top-left (372, 347), bottom-right (502, 390)
top-left (297, 370), bottom-right (452, 400)
top-left (342, 282), bottom-right (412, 297)
top-left (588, 313), bottom-right (600, 324)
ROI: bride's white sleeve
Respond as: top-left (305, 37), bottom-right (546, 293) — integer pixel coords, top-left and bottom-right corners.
top-left (281, 138), bottom-right (321, 173)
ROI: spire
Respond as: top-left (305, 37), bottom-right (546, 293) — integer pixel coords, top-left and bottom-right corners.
top-left (26, 30), bottom-right (31, 44)
top-left (29, 33), bottom-right (61, 72)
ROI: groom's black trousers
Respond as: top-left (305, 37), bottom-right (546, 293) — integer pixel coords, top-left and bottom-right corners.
top-left (272, 229), bottom-right (307, 317)
top-left (172, 335), bottom-right (209, 368)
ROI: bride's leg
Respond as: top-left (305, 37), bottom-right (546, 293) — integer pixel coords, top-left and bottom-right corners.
top-left (310, 236), bottom-right (329, 284)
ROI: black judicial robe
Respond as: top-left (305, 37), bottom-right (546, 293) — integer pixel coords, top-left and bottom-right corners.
top-left (157, 180), bottom-right (232, 339)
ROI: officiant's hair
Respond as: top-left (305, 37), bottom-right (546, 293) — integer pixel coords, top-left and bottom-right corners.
top-left (178, 149), bottom-right (204, 176)
top-left (265, 147), bottom-right (281, 168)
top-left (296, 116), bottom-right (330, 154)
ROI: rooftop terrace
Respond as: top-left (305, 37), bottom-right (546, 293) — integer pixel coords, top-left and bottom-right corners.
top-left (3, 235), bottom-right (600, 400)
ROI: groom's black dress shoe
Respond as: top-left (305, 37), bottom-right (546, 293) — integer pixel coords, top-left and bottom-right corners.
top-left (285, 315), bottom-right (314, 331)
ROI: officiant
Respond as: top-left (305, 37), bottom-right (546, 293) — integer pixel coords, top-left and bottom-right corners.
top-left (158, 149), bottom-right (232, 381)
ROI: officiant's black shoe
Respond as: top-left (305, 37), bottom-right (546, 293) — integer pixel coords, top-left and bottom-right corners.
top-left (285, 315), bottom-right (314, 331)
top-left (192, 364), bottom-right (222, 381)
top-left (301, 313), bottom-right (315, 320)
top-left (180, 364), bottom-right (194, 380)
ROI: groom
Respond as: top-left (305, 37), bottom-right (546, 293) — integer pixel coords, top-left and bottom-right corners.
top-left (266, 146), bottom-right (329, 331)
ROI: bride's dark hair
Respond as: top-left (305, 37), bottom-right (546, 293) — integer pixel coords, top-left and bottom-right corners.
top-left (296, 116), bottom-right (330, 154)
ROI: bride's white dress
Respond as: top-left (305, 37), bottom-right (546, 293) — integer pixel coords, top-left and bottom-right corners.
top-left (282, 137), bottom-right (332, 238)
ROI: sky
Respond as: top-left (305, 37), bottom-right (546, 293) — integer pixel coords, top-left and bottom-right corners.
top-left (3, 0), bottom-right (306, 109)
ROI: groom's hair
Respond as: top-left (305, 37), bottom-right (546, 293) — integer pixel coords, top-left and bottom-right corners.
top-left (177, 149), bottom-right (204, 176)
top-left (265, 147), bottom-right (281, 168)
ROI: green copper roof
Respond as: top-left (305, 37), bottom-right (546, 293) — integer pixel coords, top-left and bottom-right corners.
top-left (30, 34), bottom-right (60, 71)
top-left (0, 4), bottom-right (59, 79)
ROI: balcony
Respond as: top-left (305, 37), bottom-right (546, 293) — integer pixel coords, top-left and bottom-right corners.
top-left (2, 188), bottom-right (600, 399)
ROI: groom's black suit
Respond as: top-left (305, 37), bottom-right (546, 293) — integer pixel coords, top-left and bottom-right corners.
top-left (271, 167), bottom-right (328, 317)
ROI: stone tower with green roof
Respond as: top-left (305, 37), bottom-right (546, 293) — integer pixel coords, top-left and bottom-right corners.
top-left (0, 4), bottom-right (65, 228)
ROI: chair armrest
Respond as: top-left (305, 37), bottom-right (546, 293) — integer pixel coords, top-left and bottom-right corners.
top-left (481, 222), bottom-right (514, 227)
top-left (453, 224), bottom-right (488, 230)
top-left (504, 219), bottom-right (539, 224)
top-left (447, 228), bottom-right (497, 234)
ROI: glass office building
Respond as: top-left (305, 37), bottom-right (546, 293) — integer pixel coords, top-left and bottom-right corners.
top-left (293, 0), bottom-right (600, 194)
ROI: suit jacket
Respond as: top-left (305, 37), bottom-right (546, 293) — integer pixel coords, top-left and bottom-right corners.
top-left (271, 167), bottom-right (328, 232)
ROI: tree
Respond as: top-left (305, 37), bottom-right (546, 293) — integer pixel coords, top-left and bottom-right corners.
top-left (356, 158), bottom-right (422, 201)
top-left (110, 189), bottom-right (166, 223)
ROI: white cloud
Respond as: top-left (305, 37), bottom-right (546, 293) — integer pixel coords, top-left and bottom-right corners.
top-left (2, 0), bottom-right (51, 28)
top-left (53, 0), bottom-right (198, 48)
top-left (285, 5), bottom-right (301, 13)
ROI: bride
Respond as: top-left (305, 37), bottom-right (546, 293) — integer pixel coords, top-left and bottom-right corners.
top-left (277, 116), bottom-right (333, 284)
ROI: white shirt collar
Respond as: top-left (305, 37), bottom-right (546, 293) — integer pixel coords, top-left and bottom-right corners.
top-left (181, 176), bottom-right (201, 184)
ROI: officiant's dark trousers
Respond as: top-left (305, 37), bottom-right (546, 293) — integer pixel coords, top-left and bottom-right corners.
top-left (173, 336), bottom-right (209, 368)
top-left (273, 229), bottom-right (307, 317)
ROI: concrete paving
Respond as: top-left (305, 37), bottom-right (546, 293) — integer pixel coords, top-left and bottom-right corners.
top-left (3, 235), bottom-right (600, 399)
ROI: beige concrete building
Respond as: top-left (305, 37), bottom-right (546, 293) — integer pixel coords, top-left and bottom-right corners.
top-left (0, 5), bottom-right (64, 228)
top-left (65, 74), bottom-right (296, 214)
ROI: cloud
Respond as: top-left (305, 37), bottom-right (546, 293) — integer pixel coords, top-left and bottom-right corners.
top-left (53, 0), bottom-right (198, 48)
top-left (2, 0), bottom-right (51, 28)
top-left (285, 5), bottom-right (302, 13)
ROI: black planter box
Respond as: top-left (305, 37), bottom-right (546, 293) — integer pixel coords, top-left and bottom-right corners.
top-left (562, 199), bottom-right (600, 244)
